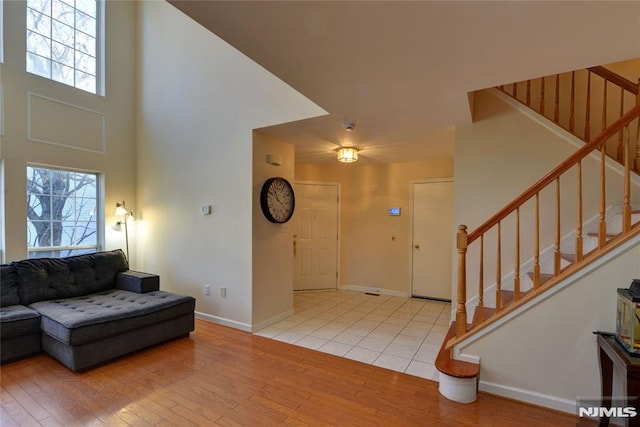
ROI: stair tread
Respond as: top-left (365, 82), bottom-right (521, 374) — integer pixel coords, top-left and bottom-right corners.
top-left (435, 322), bottom-right (480, 379)
top-left (526, 271), bottom-right (553, 285)
top-left (472, 289), bottom-right (532, 325)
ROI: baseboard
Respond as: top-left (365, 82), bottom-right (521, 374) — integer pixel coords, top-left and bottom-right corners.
top-left (479, 380), bottom-right (575, 414)
top-left (195, 311), bottom-right (252, 332)
top-left (251, 309), bottom-right (295, 332)
top-left (339, 284), bottom-right (410, 298)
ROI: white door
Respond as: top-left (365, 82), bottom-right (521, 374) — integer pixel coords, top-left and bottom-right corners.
top-left (411, 180), bottom-right (454, 300)
top-left (293, 183), bottom-right (339, 290)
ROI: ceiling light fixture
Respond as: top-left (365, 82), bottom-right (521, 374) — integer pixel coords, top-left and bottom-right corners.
top-left (337, 147), bottom-right (359, 163)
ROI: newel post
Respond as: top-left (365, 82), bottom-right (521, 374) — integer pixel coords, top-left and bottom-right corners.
top-left (456, 225), bottom-right (468, 338)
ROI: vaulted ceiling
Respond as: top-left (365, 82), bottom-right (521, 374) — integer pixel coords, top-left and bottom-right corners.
top-left (168, 1), bottom-right (640, 164)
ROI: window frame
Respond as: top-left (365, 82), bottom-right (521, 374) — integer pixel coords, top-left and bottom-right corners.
top-left (26, 164), bottom-right (104, 258)
top-left (25, 0), bottom-right (105, 96)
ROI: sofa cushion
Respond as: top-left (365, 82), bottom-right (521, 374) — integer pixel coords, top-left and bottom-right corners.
top-left (30, 289), bottom-right (195, 345)
top-left (1, 264), bottom-right (20, 307)
top-left (15, 250), bottom-right (129, 305)
top-left (0, 305), bottom-right (41, 338)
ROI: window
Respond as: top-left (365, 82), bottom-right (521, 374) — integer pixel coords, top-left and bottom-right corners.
top-left (26, 0), bottom-right (102, 94)
top-left (27, 166), bottom-right (101, 258)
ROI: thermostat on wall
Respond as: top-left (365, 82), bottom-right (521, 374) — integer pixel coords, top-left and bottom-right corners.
top-left (389, 207), bottom-right (401, 216)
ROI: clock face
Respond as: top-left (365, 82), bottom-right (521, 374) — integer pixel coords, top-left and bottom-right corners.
top-left (260, 177), bottom-right (295, 223)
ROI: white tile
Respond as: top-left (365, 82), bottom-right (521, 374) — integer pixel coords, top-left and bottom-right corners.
top-left (344, 325), bottom-right (375, 337)
top-left (344, 347), bottom-right (381, 364)
top-left (400, 321), bottom-right (432, 339)
top-left (319, 341), bottom-right (354, 356)
top-left (272, 331), bottom-right (305, 344)
top-left (309, 325), bottom-right (345, 340)
top-left (413, 347), bottom-right (439, 364)
top-left (405, 361), bottom-right (437, 381)
top-left (383, 316), bottom-right (410, 327)
top-left (383, 342), bottom-right (420, 359)
top-left (391, 334), bottom-right (424, 347)
top-left (253, 326), bottom-right (286, 338)
top-left (333, 331), bottom-right (364, 346)
top-left (296, 335), bottom-right (329, 350)
top-left (375, 322), bottom-right (405, 334)
top-left (373, 354), bottom-right (411, 372)
top-left (272, 319), bottom-right (298, 330)
top-left (413, 313), bottom-right (439, 323)
top-left (366, 329), bottom-right (398, 342)
top-left (289, 323), bottom-right (321, 335)
top-left (274, 291), bottom-right (452, 378)
top-left (429, 324), bottom-right (450, 335)
top-left (419, 340), bottom-right (442, 352)
top-left (357, 336), bottom-right (392, 352)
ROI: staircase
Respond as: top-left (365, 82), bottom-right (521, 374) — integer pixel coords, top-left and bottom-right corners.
top-left (436, 63), bottom-right (640, 404)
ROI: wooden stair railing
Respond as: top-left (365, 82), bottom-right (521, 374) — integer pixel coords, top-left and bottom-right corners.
top-left (451, 104), bottom-right (640, 345)
top-left (499, 66), bottom-right (640, 173)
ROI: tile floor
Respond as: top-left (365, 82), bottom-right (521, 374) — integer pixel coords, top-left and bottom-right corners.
top-left (254, 290), bottom-right (452, 382)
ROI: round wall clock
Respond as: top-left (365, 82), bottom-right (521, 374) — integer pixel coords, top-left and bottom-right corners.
top-left (260, 177), bottom-right (295, 223)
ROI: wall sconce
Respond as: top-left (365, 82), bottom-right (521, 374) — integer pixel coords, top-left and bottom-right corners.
top-left (337, 147), bottom-right (359, 163)
top-left (115, 201), bottom-right (133, 260)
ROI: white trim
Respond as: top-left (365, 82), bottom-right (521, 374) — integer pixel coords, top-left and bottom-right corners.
top-left (195, 311), bottom-right (252, 333)
top-left (479, 380), bottom-right (575, 414)
top-left (438, 374), bottom-right (477, 403)
top-left (489, 88), bottom-right (640, 187)
top-left (26, 92), bottom-right (106, 154)
top-left (251, 309), bottom-right (295, 332)
top-left (339, 283), bottom-right (410, 298)
top-left (0, 84), bottom-right (4, 137)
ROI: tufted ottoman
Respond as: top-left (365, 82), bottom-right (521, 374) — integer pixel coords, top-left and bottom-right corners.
top-left (30, 289), bottom-right (195, 371)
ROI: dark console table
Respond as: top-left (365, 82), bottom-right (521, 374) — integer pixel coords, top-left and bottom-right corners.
top-left (596, 333), bottom-right (640, 426)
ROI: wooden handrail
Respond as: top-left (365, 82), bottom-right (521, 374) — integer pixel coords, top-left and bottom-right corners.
top-left (453, 103), bottom-right (640, 343)
top-left (588, 66), bottom-right (639, 95)
top-left (467, 104), bottom-right (640, 245)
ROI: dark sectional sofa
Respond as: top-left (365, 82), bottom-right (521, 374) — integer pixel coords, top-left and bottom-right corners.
top-left (0, 250), bottom-right (195, 371)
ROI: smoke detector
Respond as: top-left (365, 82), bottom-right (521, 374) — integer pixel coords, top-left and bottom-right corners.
top-left (344, 122), bottom-right (356, 132)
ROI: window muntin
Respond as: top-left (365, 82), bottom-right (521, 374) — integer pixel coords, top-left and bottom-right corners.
top-left (27, 166), bottom-right (101, 258)
top-left (26, 0), bottom-right (100, 94)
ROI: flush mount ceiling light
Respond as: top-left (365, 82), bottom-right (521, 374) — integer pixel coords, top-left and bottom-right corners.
top-left (337, 147), bottom-right (359, 163)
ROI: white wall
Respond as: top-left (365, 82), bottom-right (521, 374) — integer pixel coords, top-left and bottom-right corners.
top-left (455, 89), bottom-right (636, 304)
top-left (135, 1), bottom-right (324, 329)
top-left (296, 159), bottom-right (454, 295)
top-left (1, 0), bottom-right (137, 263)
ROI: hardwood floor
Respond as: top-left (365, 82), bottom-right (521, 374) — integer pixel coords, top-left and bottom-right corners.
top-left (1, 319), bottom-right (578, 426)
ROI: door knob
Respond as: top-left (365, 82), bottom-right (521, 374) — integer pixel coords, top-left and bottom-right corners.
top-left (414, 244), bottom-right (420, 249)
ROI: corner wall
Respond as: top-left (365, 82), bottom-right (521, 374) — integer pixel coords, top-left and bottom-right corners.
top-left (252, 132), bottom-right (296, 329)
top-left (136, 1), bottom-right (324, 329)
